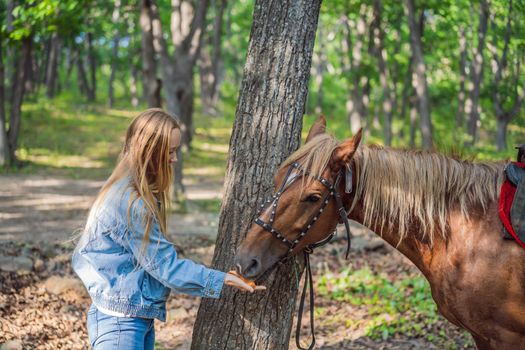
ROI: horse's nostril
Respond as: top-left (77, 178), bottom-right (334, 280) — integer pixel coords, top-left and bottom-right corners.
top-left (244, 258), bottom-right (261, 278)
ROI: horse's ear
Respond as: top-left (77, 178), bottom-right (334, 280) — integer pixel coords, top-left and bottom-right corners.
top-left (331, 128), bottom-right (363, 169)
top-left (305, 115), bottom-right (327, 143)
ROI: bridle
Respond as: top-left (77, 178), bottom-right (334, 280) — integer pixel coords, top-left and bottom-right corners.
top-left (254, 162), bottom-right (354, 350)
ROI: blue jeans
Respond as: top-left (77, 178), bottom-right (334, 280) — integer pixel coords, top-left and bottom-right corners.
top-left (87, 304), bottom-right (155, 350)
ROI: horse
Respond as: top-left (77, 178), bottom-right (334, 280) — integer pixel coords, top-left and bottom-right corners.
top-left (234, 116), bottom-right (525, 350)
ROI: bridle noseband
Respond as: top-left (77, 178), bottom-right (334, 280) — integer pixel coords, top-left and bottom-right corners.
top-left (254, 162), bottom-right (354, 350)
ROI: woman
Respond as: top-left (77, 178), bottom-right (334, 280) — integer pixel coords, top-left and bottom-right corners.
top-left (72, 108), bottom-right (263, 349)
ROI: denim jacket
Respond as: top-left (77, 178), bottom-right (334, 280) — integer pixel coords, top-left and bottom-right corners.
top-left (72, 178), bottom-right (225, 321)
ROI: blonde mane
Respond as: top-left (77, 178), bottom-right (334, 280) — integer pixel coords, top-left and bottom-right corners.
top-left (353, 145), bottom-right (504, 245)
top-left (282, 134), bottom-right (504, 245)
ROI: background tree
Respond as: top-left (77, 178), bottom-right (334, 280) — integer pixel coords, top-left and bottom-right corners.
top-left (191, 0), bottom-right (322, 348)
top-left (108, 0), bottom-right (123, 108)
top-left (465, 0), bottom-right (489, 147)
top-left (140, 0), bottom-right (161, 108)
top-left (489, 0), bottom-right (525, 151)
top-left (405, 0), bottom-right (433, 149)
top-left (198, 0), bottom-right (227, 116)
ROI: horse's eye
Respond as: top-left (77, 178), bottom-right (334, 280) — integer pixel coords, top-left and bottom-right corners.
top-left (304, 194), bottom-right (320, 203)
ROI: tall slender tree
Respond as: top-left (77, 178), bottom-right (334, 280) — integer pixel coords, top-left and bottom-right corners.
top-left (405, 0), bottom-right (433, 149)
top-left (148, 0), bottom-right (209, 202)
top-left (465, 0), bottom-right (489, 147)
top-left (0, 30), bottom-right (8, 166)
top-left (108, 0), bottom-right (122, 108)
top-left (191, 0), bottom-right (322, 348)
top-left (490, 0), bottom-right (524, 151)
top-left (140, 0), bottom-right (161, 108)
top-left (199, 0), bottom-right (227, 116)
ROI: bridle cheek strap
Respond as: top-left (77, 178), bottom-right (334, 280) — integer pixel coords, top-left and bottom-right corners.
top-left (254, 163), bottom-right (355, 350)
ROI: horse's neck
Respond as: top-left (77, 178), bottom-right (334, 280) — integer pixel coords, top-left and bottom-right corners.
top-left (348, 199), bottom-right (438, 277)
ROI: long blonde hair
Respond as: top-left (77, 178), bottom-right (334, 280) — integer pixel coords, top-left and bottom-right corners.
top-left (86, 108), bottom-right (179, 259)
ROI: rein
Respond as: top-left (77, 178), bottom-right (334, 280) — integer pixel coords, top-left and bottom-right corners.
top-left (254, 162), bottom-right (353, 350)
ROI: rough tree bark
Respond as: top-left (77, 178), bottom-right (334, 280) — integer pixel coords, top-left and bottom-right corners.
top-left (191, 0), bottom-right (322, 349)
top-left (405, 0), bottom-right (433, 149)
top-left (465, 0), bottom-right (489, 147)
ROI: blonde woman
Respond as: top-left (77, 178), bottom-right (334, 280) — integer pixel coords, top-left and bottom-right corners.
top-left (72, 109), bottom-right (263, 350)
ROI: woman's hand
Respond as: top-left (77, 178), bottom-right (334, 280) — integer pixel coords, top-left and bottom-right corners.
top-left (224, 271), bottom-right (266, 293)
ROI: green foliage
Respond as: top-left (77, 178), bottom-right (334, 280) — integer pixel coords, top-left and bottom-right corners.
top-left (307, 0), bottom-right (525, 153)
top-left (317, 266), bottom-right (443, 340)
top-left (2, 91), bottom-right (132, 179)
top-left (5, 0), bottom-right (89, 40)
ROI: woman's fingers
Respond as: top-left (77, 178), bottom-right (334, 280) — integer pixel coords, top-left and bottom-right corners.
top-left (224, 272), bottom-right (266, 293)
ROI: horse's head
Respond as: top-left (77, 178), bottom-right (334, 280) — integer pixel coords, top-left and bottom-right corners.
top-left (234, 117), bottom-right (362, 280)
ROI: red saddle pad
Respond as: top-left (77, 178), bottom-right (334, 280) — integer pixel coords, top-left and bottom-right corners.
top-left (499, 162), bottom-right (525, 249)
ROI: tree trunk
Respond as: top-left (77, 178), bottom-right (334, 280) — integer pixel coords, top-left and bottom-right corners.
top-left (199, 0), bottom-right (227, 116)
top-left (409, 92), bottom-right (417, 148)
top-left (86, 32), bottom-right (96, 102)
top-left (23, 39), bottom-right (35, 94)
top-left (140, 0), bottom-right (161, 108)
top-left (109, 0), bottom-right (122, 108)
top-left (398, 59), bottom-right (412, 141)
top-left (150, 0), bottom-right (209, 202)
top-left (496, 117), bottom-right (509, 152)
top-left (5, 0), bottom-right (14, 103)
top-left (465, 0), bottom-right (489, 147)
top-left (491, 0), bottom-right (524, 152)
top-left (46, 33), bottom-right (61, 99)
top-left (313, 19), bottom-right (326, 115)
top-left (405, 0), bottom-right (433, 149)
top-left (8, 36), bottom-right (32, 164)
top-left (455, 25), bottom-right (467, 141)
top-left (372, 0), bottom-right (394, 146)
top-left (191, 0), bottom-right (321, 349)
top-left (0, 33), bottom-right (9, 166)
top-left (342, 6), bottom-right (370, 135)
top-left (76, 48), bottom-right (90, 96)
top-left (168, 0), bottom-right (209, 149)
top-left (65, 46), bottom-right (75, 87)
top-left (40, 37), bottom-right (51, 87)
top-left (129, 62), bottom-right (139, 108)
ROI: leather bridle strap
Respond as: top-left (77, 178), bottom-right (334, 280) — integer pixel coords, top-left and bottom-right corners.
top-left (333, 172), bottom-right (352, 259)
top-left (296, 251), bottom-right (315, 350)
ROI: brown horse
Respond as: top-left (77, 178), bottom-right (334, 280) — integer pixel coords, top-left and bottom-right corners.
top-left (234, 116), bottom-right (525, 350)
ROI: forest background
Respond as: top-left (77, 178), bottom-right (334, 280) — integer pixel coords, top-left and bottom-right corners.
top-left (0, 0), bottom-right (524, 349)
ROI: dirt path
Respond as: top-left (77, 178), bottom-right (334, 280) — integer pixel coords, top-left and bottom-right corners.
top-left (0, 175), bottom-right (222, 244)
